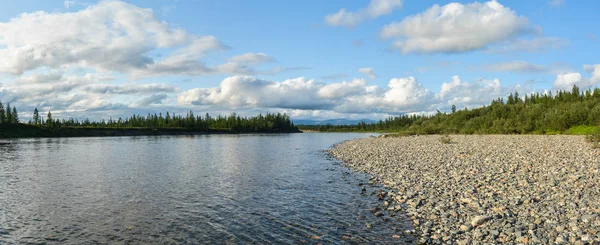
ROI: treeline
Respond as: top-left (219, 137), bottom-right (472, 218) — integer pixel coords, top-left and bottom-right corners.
top-left (3, 106), bottom-right (299, 133)
top-left (300, 86), bottom-right (600, 134)
top-left (0, 102), bottom-right (19, 124)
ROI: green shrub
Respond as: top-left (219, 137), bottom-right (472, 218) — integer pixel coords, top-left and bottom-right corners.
top-left (439, 134), bottom-right (452, 144)
top-left (567, 125), bottom-right (600, 135)
top-left (586, 131), bottom-right (600, 143)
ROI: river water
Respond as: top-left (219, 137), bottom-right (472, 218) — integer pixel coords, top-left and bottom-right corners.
top-left (0, 133), bottom-right (413, 244)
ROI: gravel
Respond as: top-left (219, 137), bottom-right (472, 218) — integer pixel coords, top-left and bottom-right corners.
top-left (329, 135), bottom-right (600, 244)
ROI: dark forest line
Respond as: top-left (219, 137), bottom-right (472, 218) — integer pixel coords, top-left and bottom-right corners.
top-left (0, 105), bottom-right (300, 138)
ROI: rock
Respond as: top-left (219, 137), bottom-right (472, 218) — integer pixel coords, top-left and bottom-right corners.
top-left (580, 234), bottom-right (593, 241)
top-left (460, 225), bottom-right (472, 232)
top-left (329, 135), bottom-right (600, 244)
top-left (457, 239), bottom-right (470, 245)
top-left (555, 235), bottom-right (567, 244)
top-left (471, 215), bottom-right (492, 227)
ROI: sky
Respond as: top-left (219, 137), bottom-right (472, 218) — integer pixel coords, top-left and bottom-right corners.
top-left (0, 0), bottom-right (598, 121)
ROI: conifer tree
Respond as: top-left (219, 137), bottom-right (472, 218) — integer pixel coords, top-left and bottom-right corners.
top-left (0, 102), bottom-right (5, 124)
top-left (5, 103), bottom-right (12, 124)
top-left (33, 108), bottom-right (40, 125)
top-left (47, 111), bottom-right (53, 126)
top-left (12, 107), bottom-right (18, 124)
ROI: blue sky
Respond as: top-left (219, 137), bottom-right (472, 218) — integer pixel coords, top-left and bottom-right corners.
top-left (0, 0), bottom-right (598, 121)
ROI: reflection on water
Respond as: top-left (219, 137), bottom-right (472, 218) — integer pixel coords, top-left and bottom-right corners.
top-left (0, 133), bottom-right (413, 244)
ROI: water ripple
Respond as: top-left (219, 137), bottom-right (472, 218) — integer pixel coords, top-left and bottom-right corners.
top-left (0, 134), bottom-right (413, 244)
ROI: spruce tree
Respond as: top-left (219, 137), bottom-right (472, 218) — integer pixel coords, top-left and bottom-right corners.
top-left (0, 102), bottom-right (5, 124)
top-left (47, 111), bottom-right (53, 126)
top-left (5, 103), bottom-right (12, 124)
top-left (12, 107), bottom-right (18, 124)
top-left (33, 108), bottom-right (40, 125)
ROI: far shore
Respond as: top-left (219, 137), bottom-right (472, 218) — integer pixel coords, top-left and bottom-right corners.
top-left (0, 124), bottom-right (301, 139)
top-left (329, 135), bottom-right (600, 244)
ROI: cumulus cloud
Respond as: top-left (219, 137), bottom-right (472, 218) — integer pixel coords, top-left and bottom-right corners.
top-left (553, 72), bottom-right (583, 90)
top-left (439, 76), bottom-right (508, 106)
top-left (0, 70), bottom-right (179, 117)
top-left (483, 61), bottom-right (546, 73)
top-left (0, 1), bottom-right (193, 75)
top-left (317, 79), bottom-right (367, 99)
top-left (0, 1), bottom-right (281, 79)
top-left (325, 0), bottom-right (403, 27)
top-left (358, 67), bottom-right (377, 79)
top-left (176, 74), bottom-right (525, 114)
top-left (380, 0), bottom-right (538, 54)
top-left (552, 64), bottom-right (600, 89)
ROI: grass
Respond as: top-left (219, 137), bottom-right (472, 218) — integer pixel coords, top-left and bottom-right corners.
top-left (566, 125), bottom-right (600, 135)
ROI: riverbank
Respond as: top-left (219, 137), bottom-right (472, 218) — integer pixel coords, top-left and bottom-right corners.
top-left (0, 124), bottom-right (301, 138)
top-left (329, 135), bottom-right (600, 244)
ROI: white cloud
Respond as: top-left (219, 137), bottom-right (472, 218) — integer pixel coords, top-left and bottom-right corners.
top-left (358, 67), bottom-right (377, 79)
top-left (82, 83), bottom-right (177, 94)
top-left (177, 76), bottom-right (331, 110)
top-left (552, 64), bottom-right (600, 89)
top-left (483, 61), bottom-right (546, 73)
top-left (0, 1), bottom-right (281, 79)
top-left (380, 0), bottom-right (537, 54)
top-left (317, 79), bottom-right (367, 99)
top-left (439, 76), bottom-right (508, 106)
top-left (583, 64), bottom-right (600, 84)
top-left (325, 0), bottom-right (403, 27)
top-left (548, 0), bottom-right (565, 8)
top-left (553, 72), bottom-right (583, 90)
top-left (176, 74), bottom-right (525, 114)
top-left (0, 1), bottom-right (194, 75)
top-left (0, 70), bottom-right (180, 117)
top-left (229, 53), bottom-right (275, 65)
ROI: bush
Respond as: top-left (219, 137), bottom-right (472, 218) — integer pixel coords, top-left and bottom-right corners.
top-left (439, 134), bottom-right (452, 144)
top-left (585, 128), bottom-right (600, 149)
top-left (585, 129), bottom-right (600, 143)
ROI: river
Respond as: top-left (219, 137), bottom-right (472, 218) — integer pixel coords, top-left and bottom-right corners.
top-left (0, 133), bottom-right (413, 244)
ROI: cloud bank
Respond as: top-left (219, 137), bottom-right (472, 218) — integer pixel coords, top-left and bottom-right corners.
top-left (176, 74), bottom-right (532, 115)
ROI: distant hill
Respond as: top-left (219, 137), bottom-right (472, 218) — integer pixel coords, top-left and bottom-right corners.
top-left (293, 119), bottom-right (376, 126)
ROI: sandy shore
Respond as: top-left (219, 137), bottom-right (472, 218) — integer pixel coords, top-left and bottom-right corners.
top-left (329, 135), bottom-right (600, 244)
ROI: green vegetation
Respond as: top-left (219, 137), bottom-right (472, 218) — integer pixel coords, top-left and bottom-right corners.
top-left (585, 128), bottom-right (600, 149)
top-left (0, 105), bottom-right (300, 138)
top-left (439, 134), bottom-right (452, 144)
top-left (299, 85), bottom-right (600, 136)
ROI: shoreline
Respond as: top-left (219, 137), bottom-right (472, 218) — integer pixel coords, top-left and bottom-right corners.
top-left (329, 135), bottom-right (600, 244)
top-left (0, 124), bottom-right (301, 139)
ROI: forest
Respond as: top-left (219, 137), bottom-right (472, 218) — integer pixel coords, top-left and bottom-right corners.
top-left (298, 86), bottom-right (600, 135)
top-left (0, 102), bottom-right (299, 136)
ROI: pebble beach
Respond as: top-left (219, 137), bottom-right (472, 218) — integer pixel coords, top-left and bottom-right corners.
top-left (329, 135), bottom-right (600, 244)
